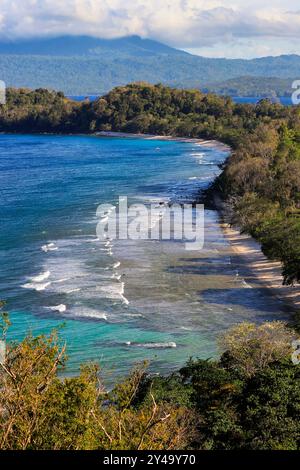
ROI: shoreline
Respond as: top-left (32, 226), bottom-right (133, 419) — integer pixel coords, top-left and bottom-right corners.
top-left (94, 131), bottom-right (231, 152)
top-left (3, 129), bottom-right (298, 313)
top-left (98, 131), bottom-right (300, 312)
top-left (219, 214), bottom-right (300, 312)
top-left (98, 131), bottom-right (300, 313)
top-left (97, 131), bottom-right (300, 312)
top-left (1, 130), bottom-right (231, 153)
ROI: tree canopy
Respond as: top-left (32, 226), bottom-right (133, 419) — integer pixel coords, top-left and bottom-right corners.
top-left (0, 315), bottom-right (299, 450)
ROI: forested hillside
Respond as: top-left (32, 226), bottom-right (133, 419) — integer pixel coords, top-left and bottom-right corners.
top-left (0, 35), bottom-right (299, 94)
top-left (1, 83), bottom-right (300, 284)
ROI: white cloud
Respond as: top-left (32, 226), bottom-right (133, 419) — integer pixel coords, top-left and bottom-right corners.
top-left (186, 37), bottom-right (300, 60)
top-left (0, 0), bottom-right (300, 57)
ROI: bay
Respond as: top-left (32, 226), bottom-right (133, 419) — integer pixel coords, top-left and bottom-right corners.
top-left (0, 134), bottom-right (288, 382)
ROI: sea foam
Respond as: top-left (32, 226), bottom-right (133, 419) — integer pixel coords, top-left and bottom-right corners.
top-left (31, 270), bottom-right (51, 282)
top-left (21, 281), bottom-right (51, 291)
top-left (71, 306), bottom-right (108, 321)
top-left (46, 304), bottom-right (67, 313)
top-left (41, 243), bottom-right (58, 252)
top-left (125, 341), bottom-right (176, 349)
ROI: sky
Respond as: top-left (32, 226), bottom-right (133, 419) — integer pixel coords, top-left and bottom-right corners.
top-left (1, 0), bottom-right (300, 58)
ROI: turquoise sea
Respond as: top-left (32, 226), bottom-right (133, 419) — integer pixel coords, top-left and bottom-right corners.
top-left (0, 134), bottom-right (289, 382)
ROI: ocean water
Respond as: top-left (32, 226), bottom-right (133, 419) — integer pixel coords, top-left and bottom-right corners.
top-left (233, 96), bottom-right (292, 106)
top-left (0, 134), bottom-right (289, 382)
top-left (69, 95), bottom-right (293, 106)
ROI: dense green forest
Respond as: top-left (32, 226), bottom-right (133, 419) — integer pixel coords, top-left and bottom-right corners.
top-left (1, 83), bottom-right (300, 285)
top-left (0, 304), bottom-right (299, 450)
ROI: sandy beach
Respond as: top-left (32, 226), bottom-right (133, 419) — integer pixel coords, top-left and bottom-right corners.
top-left (221, 222), bottom-right (300, 310)
top-left (97, 130), bottom-right (300, 312)
top-left (95, 131), bottom-right (231, 152)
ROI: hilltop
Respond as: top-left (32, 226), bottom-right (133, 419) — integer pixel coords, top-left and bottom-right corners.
top-left (0, 36), bottom-right (299, 95)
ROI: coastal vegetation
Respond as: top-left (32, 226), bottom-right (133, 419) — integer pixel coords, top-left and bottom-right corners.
top-left (1, 312), bottom-right (299, 450)
top-left (1, 83), bottom-right (300, 284)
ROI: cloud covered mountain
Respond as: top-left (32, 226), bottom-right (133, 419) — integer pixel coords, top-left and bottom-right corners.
top-left (0, 35), bottom-right (298, 96)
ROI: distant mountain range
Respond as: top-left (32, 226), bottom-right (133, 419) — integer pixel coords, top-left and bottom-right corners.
top-left (0, 35), bottom-right (298, 96)
top-left (0, 35), bottom-right (184, 57)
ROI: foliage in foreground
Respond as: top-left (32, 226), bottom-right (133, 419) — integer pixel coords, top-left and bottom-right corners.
top-left (0, 316), bottom-right (299, 450)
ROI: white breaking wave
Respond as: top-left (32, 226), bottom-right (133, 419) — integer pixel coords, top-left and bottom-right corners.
top-left (121, 295), bottom-right (129, 305)
top-left (112, 273), bottom-right (121, 280)
top-left (53, 277), bottom-right (70, 284)
top-left (125, 341), bottom-right (176, 349)
top-left (41, 242), bottom-right (58, 252)
top-left (113, 261), bottom-right (121, 269)
top-left (94, 281), bottom-right (129, 305)
top-left (123, 313), bottom-right (143, 318)
top-left (119, 283), bottom-right (129, 305)
top-left (36, 250), bottom-right (90, 295)
top-left (21, 281), bottom-right (51, 291)
top-left (31, 270), bottom-right (51, 282)
top-left (46, 304), bottom-right (67, 313)
top-left (191, 152), bottom-right (205, 157)
top-left (71, 307), bottom-right (108, 321)
top-left (22, 269), bottom-right (52, 291)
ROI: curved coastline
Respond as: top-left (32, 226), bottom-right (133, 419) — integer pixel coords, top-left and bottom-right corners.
top-left (3, 128), bottom-right (297, 313)
top-left (219, 220), bottom-right (300, 311)
top-left (1, 130), bottom-right (296, 380)
top-left (96, 130), bottom-right (299, 314)
top-left (94, 130), bottom-right (231, 152)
